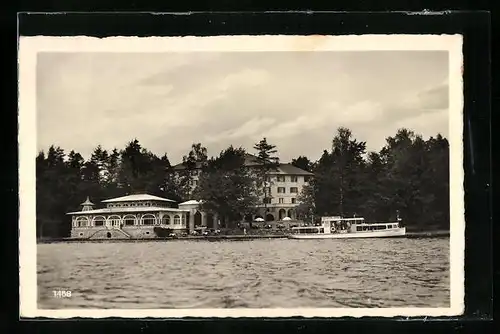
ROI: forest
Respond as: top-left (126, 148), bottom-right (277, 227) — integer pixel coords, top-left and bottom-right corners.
top-left (35, 127), bottom-right (449, 238)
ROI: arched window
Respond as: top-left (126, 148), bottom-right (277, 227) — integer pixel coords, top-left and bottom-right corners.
top-left (75, 216), bottom-right (89, 227)
top-left (108, 215), bottom-right (121, 227)
top-left (162, 215), bottom-right (171, 225)
top-left (92, 216), bottom-right (106, 227)
top-left (142, 214), bottom-right (156, 225)
top-left (123, 215), bottom-right (136, 226)
top-left (173, 215), bottom-right (181, 225)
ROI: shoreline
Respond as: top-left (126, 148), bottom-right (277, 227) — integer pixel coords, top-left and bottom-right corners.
top-left (36, 230), bottom-right (450, 244)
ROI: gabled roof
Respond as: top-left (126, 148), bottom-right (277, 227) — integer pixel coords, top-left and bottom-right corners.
top-left (101, 194), bottom-right (176, 203)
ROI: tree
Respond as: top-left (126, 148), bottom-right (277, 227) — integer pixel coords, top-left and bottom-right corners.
top-left (175, 143), bottom-right (208, 200)
top-left (253, 137), bottom-right (280, 213)
top-left (34, 127), bottom-right (450, 238)
top-left (117, 139), bottom-right (153, 194)
top-left (291, 156), bottom-right (312, 172)
top-left (311, 128), bottom-right (367, 217)
top-left (194, 146), bottom-right (259, 227)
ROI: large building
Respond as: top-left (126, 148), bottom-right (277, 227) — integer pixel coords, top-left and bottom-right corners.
top-left (173, 153), bottom-right (313, 223)
top-left (67, 194), bottom-right (192, 239)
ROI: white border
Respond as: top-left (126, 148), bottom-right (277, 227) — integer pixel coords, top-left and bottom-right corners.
top-left (18, 35), bottom-right (464, 318)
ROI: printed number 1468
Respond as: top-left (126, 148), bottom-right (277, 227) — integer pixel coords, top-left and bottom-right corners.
top-left (53, 290), bottom-right (72, 298)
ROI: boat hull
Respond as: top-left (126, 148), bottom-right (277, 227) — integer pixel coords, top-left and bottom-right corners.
top-left (287, 227), bottom-right (406, 239)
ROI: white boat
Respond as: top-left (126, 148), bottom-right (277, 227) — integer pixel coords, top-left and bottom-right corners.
top-left (288, 216), bottom-right (406, 239)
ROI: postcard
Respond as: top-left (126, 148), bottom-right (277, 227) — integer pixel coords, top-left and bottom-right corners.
top-left (18, 34), bottom-right (464, 318)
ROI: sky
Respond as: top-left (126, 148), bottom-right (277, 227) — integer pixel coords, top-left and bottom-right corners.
top-left (37, 51), bottom-right (449, 163)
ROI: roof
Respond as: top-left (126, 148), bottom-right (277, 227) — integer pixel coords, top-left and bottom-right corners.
top-left (67, 206), bottom-right (189, 215)
top-left (101, 194), bottom-right (176, 203)
top-left (172, 153), bottom-right (313, 175)
top-left (80, 196), bottom-right (94, 206)
top-left (272, 164), bottom-right (314, 176)
top-left (179, 200), bottom-right (202, 206)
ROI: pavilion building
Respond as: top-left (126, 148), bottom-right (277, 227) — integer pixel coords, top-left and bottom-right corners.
top-left (67, 194), bottom-right (191, 240)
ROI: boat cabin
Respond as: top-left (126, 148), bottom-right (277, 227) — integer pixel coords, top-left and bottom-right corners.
top-left (291, 216), bottom-right (402, 235)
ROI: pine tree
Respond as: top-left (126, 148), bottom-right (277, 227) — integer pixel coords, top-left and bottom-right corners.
top-left (253, 137), bottom-right (280, 212)
top-left (291, 156), bottom-right (312, 172)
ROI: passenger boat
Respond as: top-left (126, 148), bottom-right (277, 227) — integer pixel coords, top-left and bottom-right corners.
top-left (288, 215), bottom-right (406, 239)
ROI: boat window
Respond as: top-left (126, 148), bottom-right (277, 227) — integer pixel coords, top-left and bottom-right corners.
top-left (356, 226), bottom-right (362, 231)
top-left (320, 228), bottom-right (324, 233)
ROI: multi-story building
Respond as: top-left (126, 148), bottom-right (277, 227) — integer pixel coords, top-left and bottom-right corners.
top-left (173, 153), bottom-right (313, 223)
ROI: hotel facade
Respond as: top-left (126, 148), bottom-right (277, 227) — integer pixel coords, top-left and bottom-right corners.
top-left (173, 153), bottom-right (313, 223)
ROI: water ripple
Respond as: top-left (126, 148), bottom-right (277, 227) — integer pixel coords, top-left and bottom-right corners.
top-left (37, 238), bottom-right (450, 309)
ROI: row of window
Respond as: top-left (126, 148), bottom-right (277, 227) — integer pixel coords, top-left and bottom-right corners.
top-left (277, 187), bottom-right (299, 193)
top-left (73, 215), bottom-right (185, 227)
top-left (107, 202), bottom-right (169, 208)
top-left (356, 225), bottom-right (396, 231)
top-left (266, 176), bottom-right (310, 183)
top-left (264, 187), bottom-right (299, 195)
top-left (263, 197), bottom-right (297, 204)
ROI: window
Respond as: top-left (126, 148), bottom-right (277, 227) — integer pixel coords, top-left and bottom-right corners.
top-left (279, 198), bottom-right (284, 204)
top-left (265, 176), bottom-right (271, 182)
top-left (291, 176), bottom-right (298, 182)
top-left (291, 198), bottom-right (296, 204)
top-left (263, 198), bottom-right (271, 204)
top-left (76, 217), bottom-right (89, 227)
top-left (93, 217), bottom-right (105, 227)
top-left (277, 176), bottom-right (285, 182)
top-left (304, 176), bottom-right (311, 182)
top-left (290, 187), bottom-right (298, 193)
top-left (174, 215), bottom-right (181, 225)
top-left (277, 187), bottom-right (286, 193)
top-left (142, 215), bottom-right (156, 225)
top-left (162, 215), bottom-right (171, 225)
top-left (123, 216), bottom-right (135, 226)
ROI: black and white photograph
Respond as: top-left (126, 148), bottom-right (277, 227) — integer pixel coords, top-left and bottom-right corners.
top-left (18, 35), bottom-right (464, 318)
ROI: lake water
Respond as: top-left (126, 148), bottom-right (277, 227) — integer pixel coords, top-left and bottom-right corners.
top-left (37, 238), bottom-right (450, 309)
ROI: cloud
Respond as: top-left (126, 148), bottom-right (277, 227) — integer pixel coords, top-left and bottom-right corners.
top-left (36, 51), bottom-right (449, 163)
top-left (206, 117), bottom-right (276, 143)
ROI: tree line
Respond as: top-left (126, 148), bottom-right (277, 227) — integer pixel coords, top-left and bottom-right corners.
top-left (35, 127), bottom-right (449, 238)
top-left (295, 127), bottom-right (449, 231)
